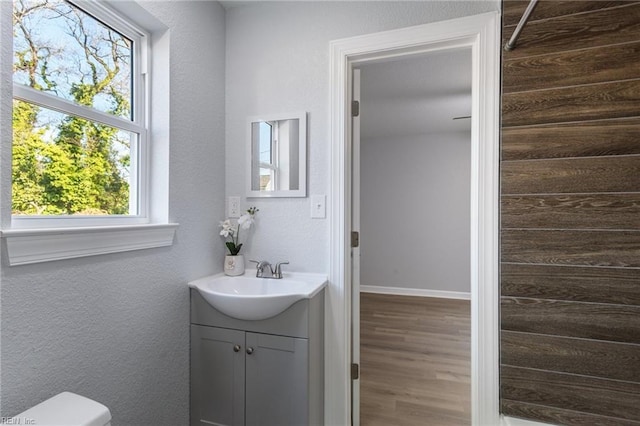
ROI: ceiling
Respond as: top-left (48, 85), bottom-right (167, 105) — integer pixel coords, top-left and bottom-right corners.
top-left (358, 47), bottom-right (472, 141)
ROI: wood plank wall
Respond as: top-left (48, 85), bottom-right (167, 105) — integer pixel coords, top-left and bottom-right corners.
top-left (500, 2), bottom-right (640, 425)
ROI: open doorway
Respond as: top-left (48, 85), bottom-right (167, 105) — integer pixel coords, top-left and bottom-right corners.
top-left (327, 13), bottom-right (500, 425)
top-left (354, 50), bottom-right (472, 425)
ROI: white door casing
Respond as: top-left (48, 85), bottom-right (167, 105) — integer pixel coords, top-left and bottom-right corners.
top-left (328, 12), bottom-right (501, 426)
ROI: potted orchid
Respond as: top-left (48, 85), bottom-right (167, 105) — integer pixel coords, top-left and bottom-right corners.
top-left (219, 207), bottom-right (258, 275)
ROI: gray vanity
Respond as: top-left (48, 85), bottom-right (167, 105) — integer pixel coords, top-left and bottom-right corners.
top-left (189, 274), bottom-right (325, 426)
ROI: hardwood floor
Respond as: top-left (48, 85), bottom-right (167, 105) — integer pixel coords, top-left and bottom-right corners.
top-left (360, 293), bottom-right (471, 426)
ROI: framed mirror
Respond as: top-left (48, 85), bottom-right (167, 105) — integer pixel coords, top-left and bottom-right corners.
top-left (247, 112), bottom-right (307, 197)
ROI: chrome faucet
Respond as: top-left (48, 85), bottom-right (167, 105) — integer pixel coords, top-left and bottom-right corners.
top-left (250, 260), bottom-right (289, 279)
top-left (272, 261), bottom-right (289, 279)
top-left (252, 260), bottom-right (272, 278)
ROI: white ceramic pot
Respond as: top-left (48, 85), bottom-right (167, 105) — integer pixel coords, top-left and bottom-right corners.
top-left (224, 254), bottom-right (245, 276)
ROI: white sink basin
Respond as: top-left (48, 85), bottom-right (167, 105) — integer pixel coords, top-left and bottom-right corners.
top-left (189, 272), bottom-right (327, 321)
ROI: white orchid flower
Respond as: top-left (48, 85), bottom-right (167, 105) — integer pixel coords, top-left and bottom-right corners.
top-left (238, 213), bottom-right (255, 230)
top-left (219, 219), bottom-right (234, 237)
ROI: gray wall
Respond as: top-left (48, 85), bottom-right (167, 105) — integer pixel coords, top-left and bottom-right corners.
top-left (225, 1), bottom-right (499, 272)
top-left (360, 132), bottom-right (471, 293)
top-left (0, 1), bottom-right (499, 423)
top-left (0, 2), bottom-right (226, 424)
top-left (358, 52), bottom-right (472, 295)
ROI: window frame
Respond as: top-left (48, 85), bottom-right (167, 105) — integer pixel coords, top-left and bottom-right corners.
top-left (1, 0), bottom-right (177, 265)
top-left (11, 0), bottom-right (150, 229)
top-left (258, 120), bottom-right (279, 191)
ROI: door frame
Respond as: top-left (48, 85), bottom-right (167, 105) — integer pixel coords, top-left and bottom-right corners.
top-left (350, 67), bottom-right (361, 426)
top-left (328, 12), bottom-right (501, 426)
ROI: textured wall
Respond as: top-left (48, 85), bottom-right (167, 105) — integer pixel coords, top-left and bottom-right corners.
top-left (0, 2), bottom-right (226, 424)
top-left (224, 1), bottom-right (499, 273)
top-left (500, 1), bottom-right (640, 424)
top-left (0, 0), bottom-right (14, 415)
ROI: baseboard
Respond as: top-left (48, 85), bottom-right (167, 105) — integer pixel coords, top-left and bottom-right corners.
top-left (502, 415), bottom-right (557, 426)
top-left (360, 285), bottom-right (471, 300)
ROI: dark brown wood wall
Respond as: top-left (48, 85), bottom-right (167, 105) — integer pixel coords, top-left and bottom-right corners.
top-left (500, 1), bottom-right (640, 425)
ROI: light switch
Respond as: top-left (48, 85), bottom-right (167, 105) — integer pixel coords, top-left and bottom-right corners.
top-left (228, 196), bottom-right (241, 218)
top-left (311, 195), bottom-right (326, 219)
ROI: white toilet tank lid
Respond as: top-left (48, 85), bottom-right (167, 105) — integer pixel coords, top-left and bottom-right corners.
top-left (12, 392), bottom-right (112, 426)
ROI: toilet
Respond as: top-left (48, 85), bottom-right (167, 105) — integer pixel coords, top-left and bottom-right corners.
top-left (10, 392), bottom-right (111, 426)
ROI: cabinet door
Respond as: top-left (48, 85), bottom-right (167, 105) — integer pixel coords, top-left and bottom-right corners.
top-left (191, 325), bottom-right (245, 426)
top-left (245, 332), bottom-right (309, 426)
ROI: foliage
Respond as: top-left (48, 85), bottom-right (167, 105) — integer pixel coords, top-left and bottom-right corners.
top-left (12, 0), bottom-right (132, 215)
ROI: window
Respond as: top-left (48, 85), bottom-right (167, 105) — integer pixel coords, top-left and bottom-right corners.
top-left (12, 0), bottom-right (147, 227)
top-left (3, 0), bottom-right (176, 265)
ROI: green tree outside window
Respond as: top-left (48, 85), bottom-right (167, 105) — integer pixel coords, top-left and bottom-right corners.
top-left (12, 0), bottom-right (134, 215)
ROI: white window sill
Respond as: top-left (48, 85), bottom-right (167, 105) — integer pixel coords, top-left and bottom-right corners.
top-left (1, 223), bottom-right (178, 266)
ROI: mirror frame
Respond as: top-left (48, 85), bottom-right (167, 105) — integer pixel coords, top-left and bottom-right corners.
top-left (246, 112), bottom-right (307, 198)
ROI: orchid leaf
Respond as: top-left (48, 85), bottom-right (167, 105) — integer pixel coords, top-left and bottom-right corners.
top-left (225, 242), bottom-right (236, 254)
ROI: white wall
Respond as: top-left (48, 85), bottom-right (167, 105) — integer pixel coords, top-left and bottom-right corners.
top-left (225, 1), bottom-right (498, 273)
top-left (360, 131), bottom-right (471, 293)
top-left (0, 2), bottom-right (226, 424)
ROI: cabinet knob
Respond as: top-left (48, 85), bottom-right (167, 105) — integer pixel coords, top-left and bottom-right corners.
top-left (246, 347), bottom-right (254, 355)
top-left (233, 345), bottom-right (241, 352)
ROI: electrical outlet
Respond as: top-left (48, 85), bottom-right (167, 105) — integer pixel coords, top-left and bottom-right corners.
top-left (228, 196), bottom-right (241, 218)
top-left (310, 194), bottom-right (326, 219)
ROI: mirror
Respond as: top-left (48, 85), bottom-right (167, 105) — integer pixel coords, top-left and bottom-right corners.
top-left (247, 112), bottom-right (307, 197)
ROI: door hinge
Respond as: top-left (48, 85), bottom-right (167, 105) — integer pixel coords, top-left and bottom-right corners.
top-left (352, 100), bottom-right (360, 117)
top-left (351, 363), bottom-right (360, 380)
top-left (351, 231), bottom-right (359, 248)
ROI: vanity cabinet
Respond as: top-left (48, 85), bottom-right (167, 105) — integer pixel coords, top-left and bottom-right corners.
top-left (190, 288), bottom-right (324, 426)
